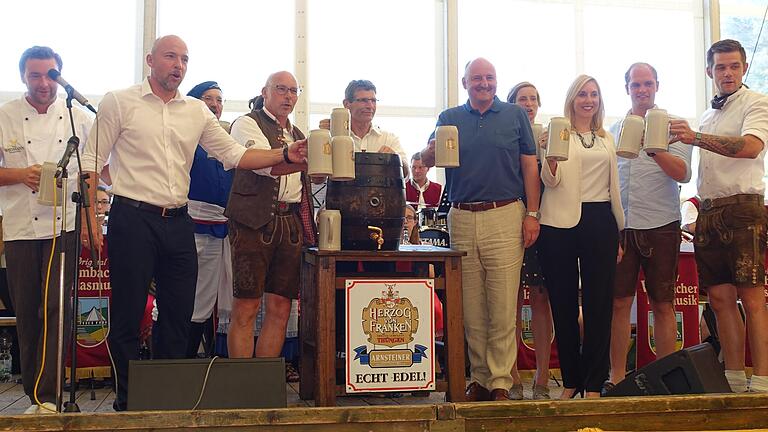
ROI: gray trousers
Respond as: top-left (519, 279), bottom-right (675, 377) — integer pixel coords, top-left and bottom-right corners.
top-left (5, 231), bottom-right (76, 404)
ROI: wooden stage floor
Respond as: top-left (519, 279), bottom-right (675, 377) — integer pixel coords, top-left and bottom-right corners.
top-left (2, 376), bottom-right (768, 431)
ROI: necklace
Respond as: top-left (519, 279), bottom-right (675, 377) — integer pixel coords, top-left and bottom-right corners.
top-left (576, 129), bottom-right (597, 149)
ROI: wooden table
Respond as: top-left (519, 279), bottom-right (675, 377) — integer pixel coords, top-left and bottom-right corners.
top-left (299, 245), bottom-right (466, 407)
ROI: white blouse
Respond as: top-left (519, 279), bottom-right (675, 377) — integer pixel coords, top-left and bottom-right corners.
top-left (578, 134), bottom-right (610, 203)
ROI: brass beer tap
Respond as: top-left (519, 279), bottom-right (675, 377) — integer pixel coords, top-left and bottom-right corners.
top-left (367, 226), bottom-right (384, 250)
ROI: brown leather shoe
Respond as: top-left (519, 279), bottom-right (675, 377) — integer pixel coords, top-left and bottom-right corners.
top-left (465, 382), bottom-right (490, 401)
top-left (490, 388), bottom-right (510, 401)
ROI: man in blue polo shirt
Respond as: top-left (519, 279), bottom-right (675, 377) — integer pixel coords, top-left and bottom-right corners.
top-left (421, 57), bottom-right (540, 401)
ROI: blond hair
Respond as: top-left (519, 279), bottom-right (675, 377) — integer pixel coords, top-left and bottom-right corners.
top-left (563, 74), bottom-right (606, 137)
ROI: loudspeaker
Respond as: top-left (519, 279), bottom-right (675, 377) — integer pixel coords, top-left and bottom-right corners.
top-left (127, 357), bottom-right (286, 410)
top-left (605, 343), bottom-right (731, 397)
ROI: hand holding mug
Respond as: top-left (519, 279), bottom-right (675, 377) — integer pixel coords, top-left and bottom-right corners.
top-left (538, 130), bottom-right (549, 150)
top-left (23, 164), bottom-right (42, 192)
top-left (420, 139), bottom-right (437, 167)
top-left (288, 138), bottom-right (308, 163)
top-left (669, 119), bottom-right (695, 145)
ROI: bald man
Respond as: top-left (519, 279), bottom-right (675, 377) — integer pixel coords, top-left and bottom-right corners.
top-left (420, 58), bottom-right (540, 401)
top-left (225, 71), bottom-right (316, 361)
top-left (81, 36), bottom-right (307, 411)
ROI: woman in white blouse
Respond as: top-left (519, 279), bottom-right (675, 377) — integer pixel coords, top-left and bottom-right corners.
top-left (537, 75), bottom-right (624, 399)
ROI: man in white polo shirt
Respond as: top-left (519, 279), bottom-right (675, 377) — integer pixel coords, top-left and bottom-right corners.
top-left (671, 39), bottom-right (768, 393)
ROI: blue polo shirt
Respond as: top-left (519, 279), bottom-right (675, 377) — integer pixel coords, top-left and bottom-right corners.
top-left (433, 97), bottom-right (535, 203)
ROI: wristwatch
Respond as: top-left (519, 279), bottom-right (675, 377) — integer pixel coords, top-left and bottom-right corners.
top-left (694, 132), bottom-right (702, 146)
top-left (526, 210), bottom-right (540, 220)
top-left (283, 145), bottom-right (293, 164)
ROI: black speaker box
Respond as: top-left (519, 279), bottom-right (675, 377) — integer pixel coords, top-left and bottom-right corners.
top-left (127, 357), bottom-right (286, 410)
top-left (605, 342), bottom-right (731, 397)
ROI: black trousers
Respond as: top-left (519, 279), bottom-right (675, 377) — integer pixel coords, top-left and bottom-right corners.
top-left (5, 231), bottom-right (76, 404)
top-left (107, 199), bottom-right (197, 409)
top-left (538, 202), bottom-right (618, 393)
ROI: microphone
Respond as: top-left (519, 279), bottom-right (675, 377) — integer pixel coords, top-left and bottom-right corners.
top-left (47, 69), bottom-right (97, 114)
top-left (54, 136), bottom-right (80, 178)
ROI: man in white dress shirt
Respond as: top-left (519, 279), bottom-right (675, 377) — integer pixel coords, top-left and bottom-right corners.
top-left (670, 39), bottom-right (768, 393)
top-left (321, 79), bottom-right (408, 177)
top-left (80, 35), bottom-right (307, 410)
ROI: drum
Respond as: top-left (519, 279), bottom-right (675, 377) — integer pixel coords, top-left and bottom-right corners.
top-left (419, 227), bottom-right (450, 248)
top-left (325, 152), bottom-right (406, 251)
top-left (418, 207), bottom-right (439, 227)
top-left (435, 211), bottom-right (448, 227)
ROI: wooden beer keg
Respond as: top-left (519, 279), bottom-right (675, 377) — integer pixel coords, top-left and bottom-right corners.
top-left (325, 152), bottom-right (405, 251)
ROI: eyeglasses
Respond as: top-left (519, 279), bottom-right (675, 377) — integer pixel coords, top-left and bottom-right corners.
top-left (404, 215), bottom-right (416, 221)
top-left (274, 84), bottom-right (301, 96)
top-left (201, 95), bottom-right (224, 104)
top-left (352, 97), bottom-right (378, 104)
top-left (97, 199), bottom-right (111, 205)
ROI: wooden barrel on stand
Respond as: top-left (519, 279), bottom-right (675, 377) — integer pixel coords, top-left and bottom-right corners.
top-left (325, 152), bottom-right (405, 251)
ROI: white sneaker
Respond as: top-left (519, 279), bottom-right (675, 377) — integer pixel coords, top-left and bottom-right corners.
top-left (23, 404), bottom-right (39, 415)
top-left (38, 402), bottom-right (57, 414)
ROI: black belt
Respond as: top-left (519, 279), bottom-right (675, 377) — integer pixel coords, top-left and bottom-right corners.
top-left (700, 194), bottom-right (763, 211)
top-left (114, 195), bottom-right (188, 218)
top-left (276, 201), bottom-right (300, 215)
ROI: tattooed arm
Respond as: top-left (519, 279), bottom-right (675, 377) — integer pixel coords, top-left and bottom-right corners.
top-left (669, 118), bottom-right (764, 159)
top-left (694, 133), bottom-right (764, 158)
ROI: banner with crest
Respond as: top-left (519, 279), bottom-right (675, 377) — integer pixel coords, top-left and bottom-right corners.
top-left (345, 279), bottom-right (435, 393)
top-left (636, 251), bottom-right (700, 368)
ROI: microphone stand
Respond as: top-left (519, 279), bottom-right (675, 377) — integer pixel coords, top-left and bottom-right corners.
top-left (55, 86), bottom-right (98, 413)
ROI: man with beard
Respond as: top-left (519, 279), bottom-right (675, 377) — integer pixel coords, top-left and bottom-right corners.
top-left (0, 45), bottom-right (92, 414)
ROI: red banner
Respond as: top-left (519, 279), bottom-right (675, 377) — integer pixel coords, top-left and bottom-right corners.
top-left (746, 253), bottom-right (768, 367)
top-left (66, 239), bottom-right (112, 376)
top-left (635, 252), bottom-right (701, 368)
top-left (67, 238), bottom-right (155, 376)
top-left (636, 248), bottom-right (768, 369)
top-left (517, 285), bottom-right (559, 370)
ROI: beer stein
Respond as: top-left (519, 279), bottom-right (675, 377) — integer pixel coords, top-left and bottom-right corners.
top-left (307, 129), bottom-right (333, 176)
top-left (37, 161), bottom-right (64, 207)
top-left (616, 114), bottom-right (644, 159)
top-left (644, 108), bottom-right (669, 153)
top-left (331, 136), bottom-right (355, 181)
top-left (318, 209), bottom-right (341, 251)
top-left (546, 117), bottom-right (570, 161)
top-left (435, 125), bottom-right (460, 167)
top-left (330, 107), bottom-right (351, 137)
